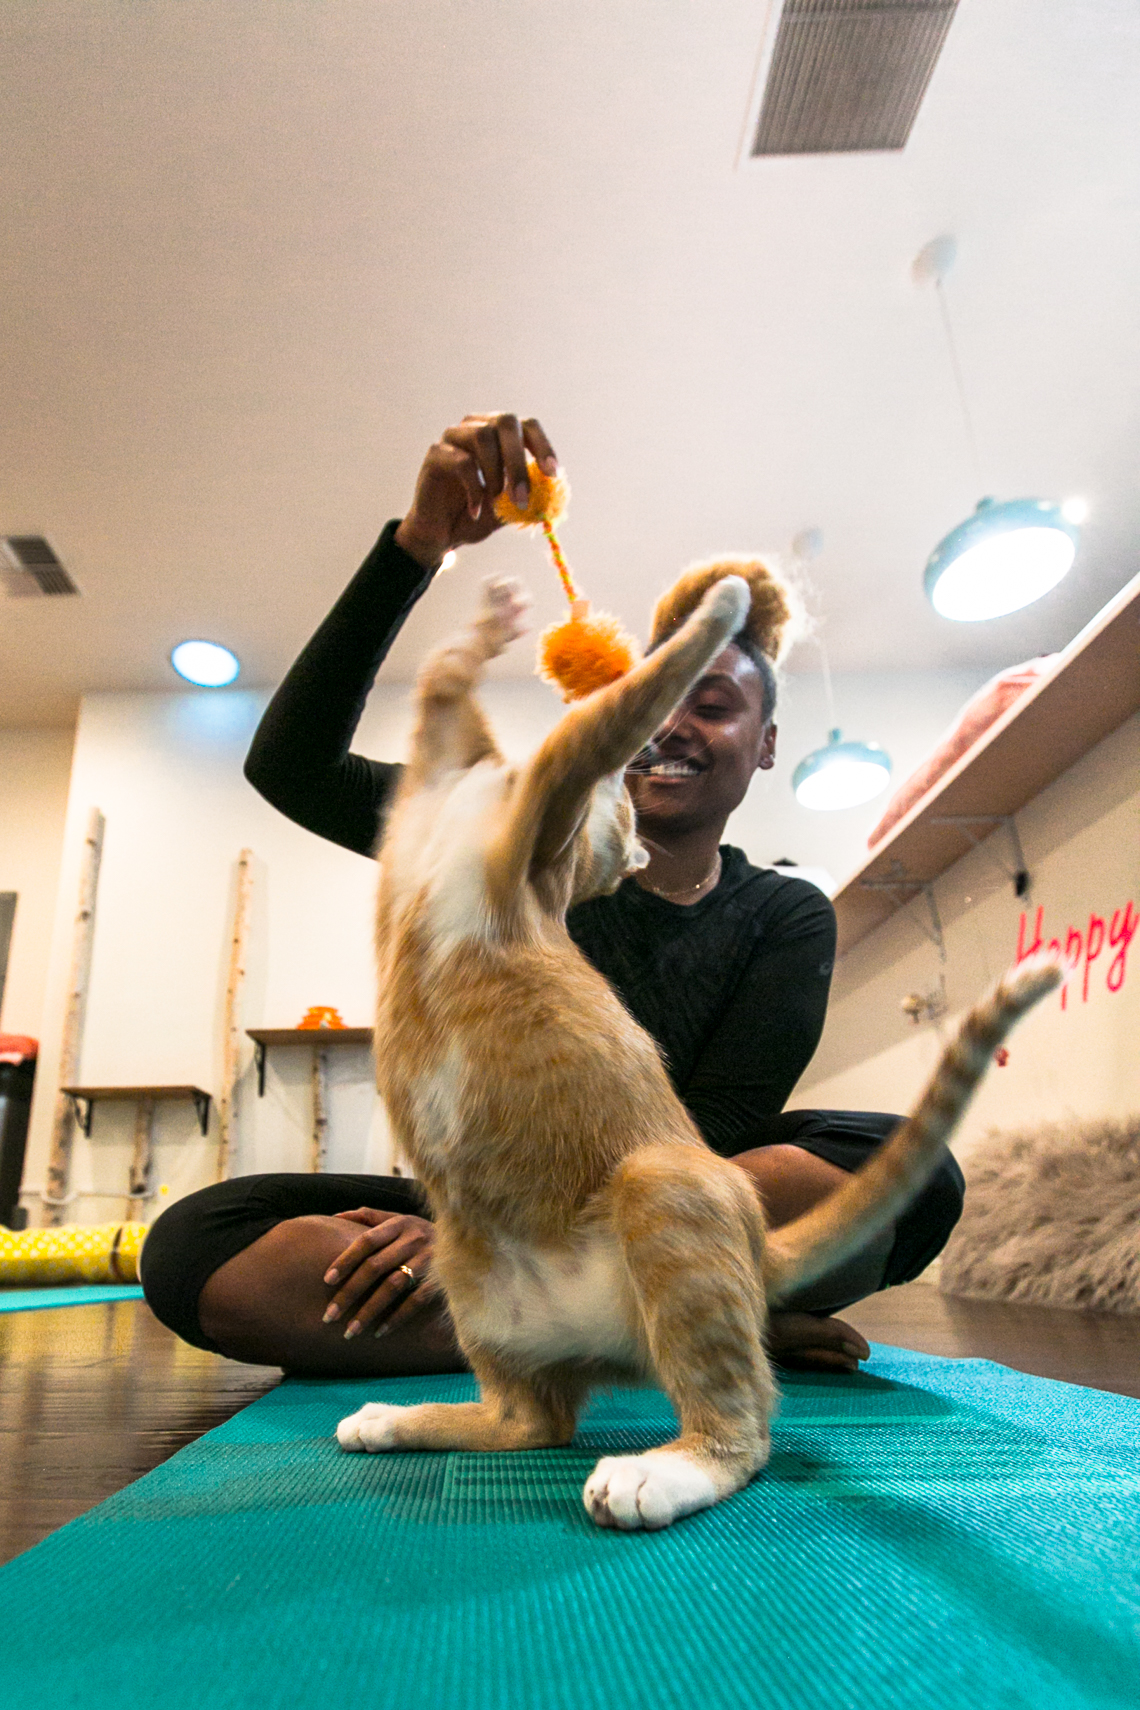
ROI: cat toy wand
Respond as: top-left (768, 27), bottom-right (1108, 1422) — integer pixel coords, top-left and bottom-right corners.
top-left (494, 461), bottom-right (640, 701)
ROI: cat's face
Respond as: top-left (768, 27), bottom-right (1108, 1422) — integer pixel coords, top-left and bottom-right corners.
top-left (569, 773), bottom-right (650, 905)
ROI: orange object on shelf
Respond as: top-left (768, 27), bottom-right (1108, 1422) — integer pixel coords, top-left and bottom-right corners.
top-left (297, 1007), bottom-right (346, 1031)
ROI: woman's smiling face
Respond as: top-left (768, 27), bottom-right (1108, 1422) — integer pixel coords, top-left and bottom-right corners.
top-left (625, 642), bottom-right (777, 836)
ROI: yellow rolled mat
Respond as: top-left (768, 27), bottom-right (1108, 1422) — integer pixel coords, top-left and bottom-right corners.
top-left (0, 1222), bottom-right (147, 1285)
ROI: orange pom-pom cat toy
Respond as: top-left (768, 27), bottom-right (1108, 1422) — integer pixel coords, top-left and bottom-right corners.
top-left (493, 461), bottom-right (640, 700)
top-left (495, 461), bottom-right (798, 699)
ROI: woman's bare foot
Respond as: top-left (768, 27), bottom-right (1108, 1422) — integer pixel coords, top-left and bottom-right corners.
top-left (767, 1311), bottom-right (871, 1374)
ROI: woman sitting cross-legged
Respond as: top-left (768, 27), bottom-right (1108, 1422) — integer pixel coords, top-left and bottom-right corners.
top-left (139, 413), bottom-right (963, 1377)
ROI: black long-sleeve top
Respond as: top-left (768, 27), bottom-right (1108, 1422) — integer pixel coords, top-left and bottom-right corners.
top-left (245, 523), bottom-right (837, 1157)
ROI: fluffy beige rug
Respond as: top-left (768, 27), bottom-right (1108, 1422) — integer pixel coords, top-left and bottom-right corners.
top-left (939, 1116), bottom-right (1140, 1314)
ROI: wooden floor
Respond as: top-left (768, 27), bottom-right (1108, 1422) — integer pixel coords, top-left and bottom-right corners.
top-left (845, 1282), bottom-right (1140, 1399)
top-left (2, 1283), bottom-right (1138, 1568)
top-left (0, 1300), bottom-right (277, 1567)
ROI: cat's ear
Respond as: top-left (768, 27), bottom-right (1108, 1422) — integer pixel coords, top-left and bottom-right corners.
top-left (487, 576), bottom-right (749, 902)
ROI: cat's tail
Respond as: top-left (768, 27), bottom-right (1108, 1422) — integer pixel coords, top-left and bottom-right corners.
top-left (762, 953), bottom-right (1063, 1306)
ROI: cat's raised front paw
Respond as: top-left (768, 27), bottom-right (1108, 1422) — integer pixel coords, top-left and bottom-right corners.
top-left (707, 574), bottom-right (750, 630)
top-left (477, 577), bottom-right (530, 654)
top-left (582, 1452), bottom-right (717, 1531)
top-left (336, 1401), bottom-right (408, 1453)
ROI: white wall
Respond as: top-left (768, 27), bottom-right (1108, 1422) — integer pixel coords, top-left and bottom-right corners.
top-left (792, 711), bottom-right (1140, 1155)
top-left (0, 727), bottom-right (75, 1037)
top-left (20, 660), bottom-right (994, 1223)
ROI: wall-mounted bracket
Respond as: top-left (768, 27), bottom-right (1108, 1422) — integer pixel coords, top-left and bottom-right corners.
top-left (901, 973), bottom-right (948, 1026)
top-left (929, 814), bottom-right (1030, 896)
top-left (63, 1091), bottom-right (94, 1137)
top-left (247, 1028), bottom-right (372, 1174)
top-left (859, 864), bottom-right (946, 961)
top-left (60, 1085), bottom-right (212, 1140)
top-left (247, 1029), bottom-right (373, 1101)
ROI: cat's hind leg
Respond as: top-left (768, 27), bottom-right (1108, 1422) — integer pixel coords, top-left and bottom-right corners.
top-left (586, 1145), bottom-right (775, 1530)
top-left (338, 1352), bottom-right (583, 1454)
top-left (405, 578), bottom-right (530, 788)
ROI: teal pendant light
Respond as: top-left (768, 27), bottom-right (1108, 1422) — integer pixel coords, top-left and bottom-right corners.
top-left (925, 497), bottom-right (1080, 622)
top-left (913, 236), bottom-right (1082, 622)
top-left (793, 728), bottom-right (891, 812)
top-left (787, 537), bottom-right (892, 815)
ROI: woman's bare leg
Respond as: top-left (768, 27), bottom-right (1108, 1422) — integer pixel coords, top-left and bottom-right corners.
top-left (198, 1215), bottom-right (466, 1376)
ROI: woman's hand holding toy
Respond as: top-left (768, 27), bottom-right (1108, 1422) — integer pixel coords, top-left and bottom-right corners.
top-left (395, 413), bottom-right (559, 569)
top-left (395, 410), bottom-right (637, 700)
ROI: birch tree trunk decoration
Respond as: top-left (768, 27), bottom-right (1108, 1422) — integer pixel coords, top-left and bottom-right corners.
top-left (311, 1044), bottom-right (330, 1173)
top-left (44, 807), bottom-right (106, 1226)
top-left (216, 848), bottom-right (253, 1182)
top-left (127, 1095), bottom-right (155, 1220)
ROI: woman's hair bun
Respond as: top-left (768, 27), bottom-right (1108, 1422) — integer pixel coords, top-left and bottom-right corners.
top-left (648, 557), bottom-right (801, 664)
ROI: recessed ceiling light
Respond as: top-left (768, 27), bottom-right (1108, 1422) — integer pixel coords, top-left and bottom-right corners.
top-left (924, 498), bottom-right (1079, 623)
top-left (1060, 496), bottom-right (1089, 526)
top-left (170, 640), bottom-right (240, 687)
top-left (793, 729), bottom-right (892, 812)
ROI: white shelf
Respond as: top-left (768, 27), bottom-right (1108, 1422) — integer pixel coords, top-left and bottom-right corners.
top-left (832, 569), bottom-right (1140, 957)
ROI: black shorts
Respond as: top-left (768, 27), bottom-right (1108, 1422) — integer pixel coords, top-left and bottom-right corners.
top-left (139, 1110), bottom-right (964, 1352)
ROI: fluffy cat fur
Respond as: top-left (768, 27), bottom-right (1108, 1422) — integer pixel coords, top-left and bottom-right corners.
top-left (648, 556), bottom-right (801, 662)
top-left (940, 1116), bottom-right (1140, 1314)
top-left (337, 573), bottom-right (1061, 1530)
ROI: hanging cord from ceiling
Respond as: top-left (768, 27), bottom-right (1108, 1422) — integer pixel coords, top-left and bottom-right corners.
top-left (934, 276), bottom-right (985, 493)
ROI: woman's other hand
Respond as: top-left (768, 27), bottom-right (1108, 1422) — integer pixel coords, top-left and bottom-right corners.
top-left (394, 413), bottom-right (559, 569)
top-left (321, 1207), bottom-right (441, 1340)
top-left (766, 1311), bottom-right (870, 1374)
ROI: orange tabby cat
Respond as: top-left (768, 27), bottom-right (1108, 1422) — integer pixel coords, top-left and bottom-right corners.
top-left (337, 572), bottom-right (1061, 1530)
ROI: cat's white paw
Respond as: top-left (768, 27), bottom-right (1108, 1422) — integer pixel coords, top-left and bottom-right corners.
top-left (479, 577), bottom-right (530, 650)
top-left (583, 1453), bottom-right (717, 1531)
top-left (336, 1402), bottom-right (410, 1453)
top-left (708, 574), bottom-right (750, 631)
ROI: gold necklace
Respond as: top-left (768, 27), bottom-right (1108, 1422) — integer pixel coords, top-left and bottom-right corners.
top-left (641, 852), bottom-right (722, 900)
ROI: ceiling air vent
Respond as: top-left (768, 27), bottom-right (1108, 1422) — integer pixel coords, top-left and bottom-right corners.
top-left (1, 536), bottom-right (80, 597)
top-left (751, 0), bottom-right (960, 157)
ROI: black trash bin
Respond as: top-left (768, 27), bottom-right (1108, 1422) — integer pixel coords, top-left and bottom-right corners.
top-left (0, 1038), bottom-right (37, 1229)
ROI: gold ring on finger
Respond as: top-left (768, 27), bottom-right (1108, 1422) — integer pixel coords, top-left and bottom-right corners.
top-left (397, 1263), bottom-right (420, 1291)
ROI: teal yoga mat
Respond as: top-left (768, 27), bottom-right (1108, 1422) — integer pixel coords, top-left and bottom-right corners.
top-left (1, 1346), bottom-right (1138, 1710)
top-left (0, 1283), bottom-right (143, 1313)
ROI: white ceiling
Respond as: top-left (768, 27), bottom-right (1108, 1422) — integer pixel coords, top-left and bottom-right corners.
top-left (2, 0), bottom-right (1138, 726)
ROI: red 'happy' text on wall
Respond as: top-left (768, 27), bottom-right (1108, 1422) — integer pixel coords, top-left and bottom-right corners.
top-left (1016, 901), bottom-right (1138, 1009)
